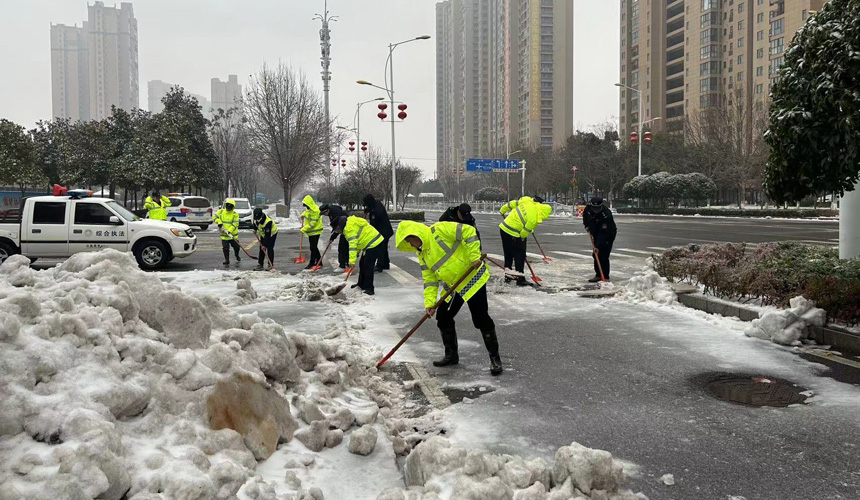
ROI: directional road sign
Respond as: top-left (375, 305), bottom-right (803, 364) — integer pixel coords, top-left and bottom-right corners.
top-left (466, 158), bottom-right (521, 172)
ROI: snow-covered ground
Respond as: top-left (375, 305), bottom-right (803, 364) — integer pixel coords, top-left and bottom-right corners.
top-left (0, 250), bottom-right (649, 499)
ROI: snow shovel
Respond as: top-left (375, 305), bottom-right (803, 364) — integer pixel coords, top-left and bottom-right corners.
top-left (253, 232), bottom-right (276, 272)
top-left (531, 234), bottom-right (553, 263)
top-left (485, 255), bottom-right (528, 281)
top-left (589, 233), bottom-right (613, 289)
top-left (293, 233), bottom-right (306, 264)
top-left (234, 236), bottom-right (257, 259)
top-left (311, 238), bottom-right (334, 272)
top-left (524, 259), bottom-right (543, 286)
top-left (376, 256), bottom-right (486, 369)
top-left (324, 250), bottom-right (362, 296)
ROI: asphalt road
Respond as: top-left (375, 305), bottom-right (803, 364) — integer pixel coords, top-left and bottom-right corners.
top-left (159, 213), bottom-right (855, 499)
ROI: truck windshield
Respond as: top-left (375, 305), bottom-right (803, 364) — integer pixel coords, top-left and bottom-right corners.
top-left (106, 200), bottom-right (140, 221)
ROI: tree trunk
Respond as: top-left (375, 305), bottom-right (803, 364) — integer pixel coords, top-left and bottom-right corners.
top-left (283, 184), bottom-right (292, 218)
top-left (110, 182), bottom-right (116, 200)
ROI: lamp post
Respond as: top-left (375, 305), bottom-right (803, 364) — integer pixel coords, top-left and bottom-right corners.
top-left (358, 35), bottom-right (430, 209)
top-left (615, 83), bottom-right (662, 177)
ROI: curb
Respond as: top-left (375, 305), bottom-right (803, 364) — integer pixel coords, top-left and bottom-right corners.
top-left (673, 289), bottom-right (860, 355)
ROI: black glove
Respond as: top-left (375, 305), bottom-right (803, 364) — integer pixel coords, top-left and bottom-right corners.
top-left (330, 233), bottom-right (338, 242)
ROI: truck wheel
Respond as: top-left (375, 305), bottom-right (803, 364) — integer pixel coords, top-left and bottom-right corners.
top-left (0, 241), bottom-right (19, 265)
top-left (135, 240), bottom-right (169, 270)
top-left (199, 224), bottom-right (210, 231)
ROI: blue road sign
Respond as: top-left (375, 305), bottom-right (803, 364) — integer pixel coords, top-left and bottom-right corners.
top-left (466, 158), bottom-right (521, 172)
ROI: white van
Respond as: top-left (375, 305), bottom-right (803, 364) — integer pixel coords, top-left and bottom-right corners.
top-left (166, 195), bottom-right (213, 230)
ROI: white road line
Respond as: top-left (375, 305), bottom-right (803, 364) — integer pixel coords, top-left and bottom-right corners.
top-left (387, 263), bottom-right (419, 285)
top-left (526, 252), bottom-right (547, 260)
top-left (647, 246), bottom-right (668, 251)
top-left (607, 251), bottom-right (640, 259)
top-left (550, 251), bottom-right (592, 259)
top-left (618, 248), bottom-right (659, 256)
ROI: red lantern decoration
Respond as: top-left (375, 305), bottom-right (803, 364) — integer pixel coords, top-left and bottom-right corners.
top-left (630, 132), bottom-right (638, 143)
top-left (331, 159), bottom-right (337, 166)
top-left (341, 159), bottom-right (347, 166)
top-left (349, 141), bottom-right (355, 146)
top-left (361, 141), bottom-right (367, 146)
top-left (349, 147), bottom-right (355, 152)
top-left (377, 103), bottom-right (388, 110)
top-left (398, 111), bottom-right (407, 120)
top-left (397, 104), bottom-right (407, 111)
top-left (644, 131), bottom-right (652, 144)
top-left (378, 112), bottom-right (387, 120)
top-left (361, 146), bottom-right (367, 151)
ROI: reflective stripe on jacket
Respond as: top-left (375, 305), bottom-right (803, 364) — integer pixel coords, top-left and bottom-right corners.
top-left (144, 196), bottom-right (171, 220)
top-left (300, 195), bottom-right (324, 236)
top-left (499, 197), bottom-right (551, 239)
top-left (343, 216), bottom-right (383, 265)
top-left (395, 220), bottom-right (489, 309)
top-left (255, 215), bottom-right (278, 238)
top-left (214, 208), bottom-right (240, 240)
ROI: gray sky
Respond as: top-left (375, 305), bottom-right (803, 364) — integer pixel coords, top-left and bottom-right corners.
top-left (0, 0), bottom-right (620, 178)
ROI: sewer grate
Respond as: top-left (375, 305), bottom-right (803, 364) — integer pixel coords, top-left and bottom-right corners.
top-left (704, 373), bottom-right (809, 408)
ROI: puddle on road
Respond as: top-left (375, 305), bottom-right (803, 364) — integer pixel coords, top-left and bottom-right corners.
top-left (695, 372), bottom-right (810, 408)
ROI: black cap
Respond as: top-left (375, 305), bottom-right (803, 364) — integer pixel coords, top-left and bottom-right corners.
top-left (319, 204), bottom-right (330, 212)
top-left (533, 196), bottom-right (545, 203)
top-left (253, 207), bottom-right (264, 218)
top-left (335, 216), bottom-right (349, 232)
top-left (589, 197), bottom-right (604, 206)
top-left (152, 191), bottom-right (159, 197)
top-left (458, 203), bottom-right (472, 216)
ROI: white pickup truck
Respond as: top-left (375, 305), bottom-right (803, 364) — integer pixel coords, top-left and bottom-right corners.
top-left (0, 194), bottom-right (197, 270)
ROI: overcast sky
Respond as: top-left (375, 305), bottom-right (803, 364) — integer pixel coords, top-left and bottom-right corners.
top-left (0, 0), bottom-right (620, 178)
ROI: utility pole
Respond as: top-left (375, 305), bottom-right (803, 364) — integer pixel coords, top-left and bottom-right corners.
top-left (314, 1), bottom-right (336, 184)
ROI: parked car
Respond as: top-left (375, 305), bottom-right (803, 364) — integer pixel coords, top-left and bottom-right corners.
top-left (225, 198), bottom-right (254, 228)
top-left (166, 195), bottom-right (213, 230)
top-left (0, 192), bottom-right (197, 270)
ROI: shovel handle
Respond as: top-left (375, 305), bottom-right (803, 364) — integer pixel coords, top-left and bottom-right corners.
top-left (311, 238), bottom-right (334, 271)
top-left (377, 255), bottom-right (486, 368)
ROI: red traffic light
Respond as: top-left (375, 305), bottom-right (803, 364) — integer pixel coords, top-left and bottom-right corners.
top-left (377, 103), bottom-right (388, 110)
top-left (644, 131), bottom-right (652, 144)
top-left (398, 111), bottom-right (407, 120)
top-left (397, 104), bottom-right (407, 111)
top-left (630, 132), bottom-right (638, 143)
top-left (378, 112), bottom-right (387, 120)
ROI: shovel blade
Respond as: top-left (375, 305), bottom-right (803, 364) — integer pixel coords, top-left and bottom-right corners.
top-left (325, 283), bottom-right (347, 296)
top-left (294, 256), bottom-right (306, 263)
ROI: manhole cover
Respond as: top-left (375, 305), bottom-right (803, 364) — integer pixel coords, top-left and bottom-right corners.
top-left (705, 374), bottom-right (809, 408)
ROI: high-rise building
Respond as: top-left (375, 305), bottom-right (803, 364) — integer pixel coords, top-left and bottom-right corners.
top-left (211, 75), bottom-right (243, 114)
top-left (618, 0), bottom-right (827, 139)
top-left (51, 2), bottom-right (139, 121)
top-left (147, 80), bottom-right (211, 116)
top-left (435, 0), bottom-right (574, 179)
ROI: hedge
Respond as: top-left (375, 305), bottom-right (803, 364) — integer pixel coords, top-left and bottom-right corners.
top-left (652, 241), bottom-right (860, 325)
top-left (346, 211), bottom-right (425, 222)
top-left (616, 207), bottom-right (839, 218)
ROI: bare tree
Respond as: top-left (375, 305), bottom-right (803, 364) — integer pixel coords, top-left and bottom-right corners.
top-left (209, 107), bottom-right (251, 199)
top-left (243, 63), bottom-right (330, 216)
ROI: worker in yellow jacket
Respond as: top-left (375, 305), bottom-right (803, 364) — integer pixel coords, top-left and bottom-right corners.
top-left (396, 220), bottom-right (502, 375)
top-left (143, 191), bottom-right (171, 220)
top-left (214, 199), bottom-right (241, 266)
top-left (300, 195), bottom-right (324, 269)
top-left (335, 215), bottom-right (384, 295)
top-left (499, 196), bottom-right (552, 286)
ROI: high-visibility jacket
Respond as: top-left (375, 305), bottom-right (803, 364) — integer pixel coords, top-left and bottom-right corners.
top-left (144, 195), bottom-right (171, 220)
top-left (396, 220), bottom-right (489, 309)
top-left (343, 216), bottom-right (383, 266)
top-left (214, 205), bottom-right (240, 240)
top-left (255, 215), bottom-right (278, 238)
top-left (499, 197), bottom-right (552, 239)
top-left (300, 195), bottom-right (324, 237)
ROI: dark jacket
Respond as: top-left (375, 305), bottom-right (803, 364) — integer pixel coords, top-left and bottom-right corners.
top-left (324, 204), bottom-right (348, 241)
top-left (583, 206), bottom-right (617, 246)
top-left (439, 206), bottom-right (477, 228)
top-left (363, 194), bottom-right (394, 237)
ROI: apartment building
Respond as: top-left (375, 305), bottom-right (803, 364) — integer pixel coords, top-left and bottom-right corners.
top-left (436, 0), bottom-right (574, 179)
top-left (618, 0), bottom-right (826, 139)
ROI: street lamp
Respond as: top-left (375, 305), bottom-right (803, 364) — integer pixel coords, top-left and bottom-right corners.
top-left (507, 149), bottom-right (522, 199)
top-left (615, 83), bottom-right (662, 177)
top-left (358, 34), bottom-right (430, 209)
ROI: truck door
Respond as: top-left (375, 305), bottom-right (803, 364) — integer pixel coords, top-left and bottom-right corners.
top-left (69, 201), bottom-right (130, 254)
top-left (21, 201), bottom-right (69, 257)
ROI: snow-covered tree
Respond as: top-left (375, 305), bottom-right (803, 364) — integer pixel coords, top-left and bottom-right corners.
top-left (0, 119), bottom-right (43, 191)
top-left (764, 0), bottom-right (860, 202)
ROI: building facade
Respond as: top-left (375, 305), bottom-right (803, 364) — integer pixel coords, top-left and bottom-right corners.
top-left (211, 75), bottom-right (242, 114)
top-left (618, 0), bottom-right (827, 139)
top-left (436, 0), bottom-right (574, 179)
top-left (51, 1), bottom-right (138, 122)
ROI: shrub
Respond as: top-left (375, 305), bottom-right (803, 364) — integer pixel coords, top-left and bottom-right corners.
top-left (622, 172), bottom-right (716, 207)
top-left (389, 211), bottom-right (425, 222)
top-left (475, 187), bottom-right (506, 202)
top-left (652, 241), bottom-right (860, 325)
top-left (616, 207), bottom-right (838, 218)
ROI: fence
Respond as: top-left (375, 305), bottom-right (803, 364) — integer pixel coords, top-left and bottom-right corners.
top-left (404, 200), bottom-right (582, 218)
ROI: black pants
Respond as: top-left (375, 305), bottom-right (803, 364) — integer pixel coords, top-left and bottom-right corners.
top-left (307, 234), bottom-right (321, 266)
top-left (222, 239), bottom-right (241, 261)
top-left (257, 234), bottom-right (277, 266)
top-left (336, 234), bottom-right (348, 268)
top-left (357, 244), bottom-right (382, 292)
top-left (592, 237), bottom-right (615, 279)
top-left (375, 235), bottom-right (391, 270)
top-left (500, 229), bottom-right (526, 273)
top-left (436, 285), bottom-right (495, 332)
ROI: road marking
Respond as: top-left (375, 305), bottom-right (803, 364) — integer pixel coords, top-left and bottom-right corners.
top-left (387, 263), bottom-right (419, 285)
top-left (647, 246), bottom-right (668, 251)
top-left (526, 252), bottom-right (547, 260)
top-left (608, 251), bottom-right (641, 259)
top-left (550, 251), bottom-right (592, 259)
top-left (405, 362), bottom-right (451, 410)
top-left (618, 248), bottom-right (659, 256)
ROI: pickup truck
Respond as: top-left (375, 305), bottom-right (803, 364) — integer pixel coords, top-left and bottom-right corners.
top-left (0, 194), bottom-right (197, 270)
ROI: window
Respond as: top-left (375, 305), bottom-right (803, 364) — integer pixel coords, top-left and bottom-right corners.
top-left (700, 45), bottom-right (719, 59)
top-left (631, 30), bottom-right (639, 44)
top-left (738, 20), bottom-right (744, 30)
top-left (756, 66), bottom-right (764, 76)
top-left (701, 28), bottom-right (719, 43)
top-left (738, 2), bottom-right (744, 13)
top-left (701, 0), bottom-right (718, 10)
top-left (700, 61), bottom-right (720, 75)
top-left (74, 203), bottom-right (116, 225)
top-left (738, 71), bottom-right (744, 81)
top-left (757, 30), bottom-right (764, 41)
top-left (738, 37), bottom-right (744, 47)
top-left (700, 77), bottom-right (719, 91)
top-left (755, 84), bottom-right (764, 94)
top-left (738, 55), bottom-right (744, 64)
top-left (757, 48), bottom-right (764, 58)
top-left (757, 13), bottom-right (764, 23)
top-left (771, 18), bottom-right (784, 36)
top-left (802, 10), bottom-right (808, 20)
top-left (701, 12), bottom-right (720, 27)
top-left (32, 202), bottom-right (66, 224)
top-left (769, 56), bottom-right (784, 75)
top-left (769, 37), bottom-right (784, 55)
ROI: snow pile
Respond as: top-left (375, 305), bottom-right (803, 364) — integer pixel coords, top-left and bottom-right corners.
top-left (0, 249), bottom-right (399, 499)
top-left (263, 205), bottom-right (301, 230)
top-left (222, 277), bottom-right (259, 306)
top-left (744, 296), bottom-right (827, 346)
top-left (618, 270), bottom-right (677, 305)
top-left (377, 436), bottom-right (646, 500)
top-left (275, 279), bottom-right (342, 303)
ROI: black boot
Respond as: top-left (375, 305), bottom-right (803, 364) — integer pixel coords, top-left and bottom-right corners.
top-left (222, 249), bottom-right (230, 266)
top-left (481, 328), bottom-right (503, 375)
top-left (516, 276), bottom-right (529, 287)
top-left (433, 328), bottom-right (459, 367)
